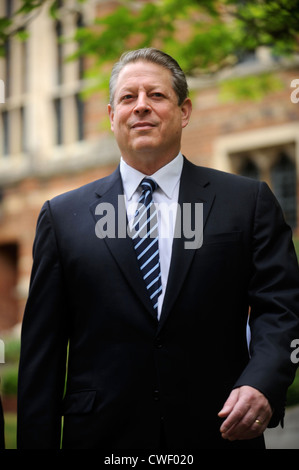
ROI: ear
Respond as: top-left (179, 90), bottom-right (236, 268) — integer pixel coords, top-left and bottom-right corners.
top-left (180, 98), bottom-right (192, 129)
top-left (108, 104), bottom-right (114, 132)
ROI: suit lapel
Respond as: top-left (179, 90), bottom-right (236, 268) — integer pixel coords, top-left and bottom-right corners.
top-left (89, 159), bottom-right (215, 327)
top-left (158, 158), bottom-right (215, 331)
top-left (89, 167), bottom-right (157, 320)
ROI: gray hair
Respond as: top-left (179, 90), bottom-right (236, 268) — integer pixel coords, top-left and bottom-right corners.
top-left (109, 47), bottom-right (189, 109)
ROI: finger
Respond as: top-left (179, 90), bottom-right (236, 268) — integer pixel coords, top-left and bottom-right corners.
top-left (220, 399), bottom-right (250, 435)
top-left (218, 388), bottom-right (240, 418)
top-left (254, 418), bottom-right (263, 427)
top-left (224, 415), bottom-right (267, 441)
top-left (219, 386), bottom-right (273, 440)
top-left (221, 410), bottom-right (264, 440)
top-left (221, 404), bottom-right (272, 440)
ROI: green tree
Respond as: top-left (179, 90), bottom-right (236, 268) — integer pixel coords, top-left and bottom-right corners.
top-left (1, 0), bottom-right (299, 96)
top-left (70, 0), bottom-right (299, 70)
top-left (0, 0), bottom-right (57, 52)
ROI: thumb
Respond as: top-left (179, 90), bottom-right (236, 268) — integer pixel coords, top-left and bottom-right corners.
top-left (218, 388), bottom-right (240, 417)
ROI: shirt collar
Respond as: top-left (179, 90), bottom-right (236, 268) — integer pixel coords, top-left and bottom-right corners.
top-left (120, 152), bottom-right (183, 201)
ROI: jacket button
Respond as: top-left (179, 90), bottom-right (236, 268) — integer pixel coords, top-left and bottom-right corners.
top-left (155, 337), bottom-right (163, 348)
top-left (153, 390), bottom-right (160, 401)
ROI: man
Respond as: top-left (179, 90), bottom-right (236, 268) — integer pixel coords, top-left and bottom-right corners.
top-left (17, 48), bottom-right (299, 449)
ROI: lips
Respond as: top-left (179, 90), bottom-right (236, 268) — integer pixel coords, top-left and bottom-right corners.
top-left (131, 121), bottom-right (156, 129)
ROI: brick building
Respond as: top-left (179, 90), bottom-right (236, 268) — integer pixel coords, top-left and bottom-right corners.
top-left (0, 0), bottom-right (298, 331)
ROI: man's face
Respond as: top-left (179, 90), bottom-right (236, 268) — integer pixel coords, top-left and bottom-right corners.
top-left (108, 61), bottom-right (191, 168)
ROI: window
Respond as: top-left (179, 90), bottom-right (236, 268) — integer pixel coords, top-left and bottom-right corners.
top-left (230, 144), bottom-right (297, 229)
top-left (54, 98), bottom-right (63, 146)
top-left (52, 6), bottom-right (85, 146)
top-left (0, 1), bottom-right (28, 159)
top-left (76, 92), bottom-right (85, 141)
top-left (1, 111), bottom-right (10, 156)
top-left (55, 18), bottom-right (64, 86)
top-left (240, 159), bottom-right (260, 180)
top-left (4, 38), bottom-right (11, 98)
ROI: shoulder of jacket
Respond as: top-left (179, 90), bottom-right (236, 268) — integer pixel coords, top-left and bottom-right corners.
top-left (48, 166), bottom-right (120, 208)
top-left (183, 157), bottom-right (261, 190)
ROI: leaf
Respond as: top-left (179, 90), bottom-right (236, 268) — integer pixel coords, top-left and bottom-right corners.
top-left (219, 73), bottom-right (284, 102)
top-left (16, 29), bottom-right (30, 42)
top-left (0, 18), bottom-right (12, 30)
top-left (49, 0), bottom-right (60, 19)
top-left (16, 0), bottom-right (45, 15)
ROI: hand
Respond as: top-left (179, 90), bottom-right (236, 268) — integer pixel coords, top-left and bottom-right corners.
top-left (218, 385), bottom-right (273, 441)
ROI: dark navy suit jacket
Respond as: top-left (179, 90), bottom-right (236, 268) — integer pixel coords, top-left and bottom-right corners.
top-left (17, 158), bottom-right (299, 449)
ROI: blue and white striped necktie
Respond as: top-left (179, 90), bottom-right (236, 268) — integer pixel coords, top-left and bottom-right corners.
top-left (132, 177), bottom-right (162, 315)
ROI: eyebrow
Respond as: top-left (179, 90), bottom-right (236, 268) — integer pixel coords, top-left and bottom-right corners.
top-left (118, 83), bottom-right (168, 95)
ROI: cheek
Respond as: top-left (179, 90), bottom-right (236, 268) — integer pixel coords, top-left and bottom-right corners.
top-left (111, 115), bottom-right (125, 135)
top-left (161, 112), bottom-right (182, 134)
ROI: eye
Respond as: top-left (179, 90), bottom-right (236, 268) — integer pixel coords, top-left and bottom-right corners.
top-left (151, 92), bottom-right (164, 98)
top-left (120, 94), bottom-right (134, 103)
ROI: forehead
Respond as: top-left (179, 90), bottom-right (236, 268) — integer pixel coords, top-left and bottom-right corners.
top-left (115, 60), bottom-right (173, 92)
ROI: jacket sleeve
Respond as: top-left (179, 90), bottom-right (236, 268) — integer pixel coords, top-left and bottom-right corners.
top-left (234, 182), bottom-right (299, 427)
top-left (17, 201), bottom-right (69, 449)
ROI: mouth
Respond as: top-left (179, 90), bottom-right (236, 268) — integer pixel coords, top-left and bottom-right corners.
top-left (131, 121), bottom-right (156, 130)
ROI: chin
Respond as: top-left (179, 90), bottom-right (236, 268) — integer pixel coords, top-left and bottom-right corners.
top-left (132, 143), bottom-right (159, 153)
top-left (132, 135), bottom-right (161, 149)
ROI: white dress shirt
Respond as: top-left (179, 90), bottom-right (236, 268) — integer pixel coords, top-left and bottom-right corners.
top-left (120, 152), bottom-right (183, 318)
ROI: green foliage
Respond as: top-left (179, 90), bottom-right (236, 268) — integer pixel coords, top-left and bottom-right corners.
top-left (293, 238), bottom-right (299, 260)
top-left (0, 0), bottom-right (84, 55)
top-left (0, 337), bottom-right (20, 396)
top-left (0, 17), bottom-right (12, 54)
top-left (230, 0), bottom-right (299, 56)
top-left (70, 0), bottom-right (299, 98)
top-left (0, 0), bottom-right (298, 101)
top-left (4, 413), bottom-right (17, 449)
top-left (219, 73), bottom-right (284, 103)
top-left (0, 365), bottom-right (18, 396)
top-left (72, 0), bottom-right (230, 75)
top-left (286, 370), bottom-right (299, 407)
top-left (15, 1), bottom-right (46, 15)
top-left (3, 338), bottom-right (20, 364)
top-left (2, 0), bottom-right (299, 77)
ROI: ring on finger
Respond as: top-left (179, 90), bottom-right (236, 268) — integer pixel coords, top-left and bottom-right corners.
top-left (255, 419), bottom-right (263, 426)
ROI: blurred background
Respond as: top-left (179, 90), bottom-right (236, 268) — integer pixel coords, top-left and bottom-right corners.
top-left (0, 0), bottom-right (299, 448)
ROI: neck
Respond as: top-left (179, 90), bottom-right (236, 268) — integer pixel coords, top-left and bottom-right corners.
top-left (122, 151), bottom-right (180, 175)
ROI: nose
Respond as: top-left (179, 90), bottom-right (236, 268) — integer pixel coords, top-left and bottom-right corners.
top-left (134, 92), bottom-right (150, 114)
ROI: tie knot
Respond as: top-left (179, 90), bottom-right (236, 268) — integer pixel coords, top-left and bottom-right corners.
top-left (141, 177), bottom-right (157, 194)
